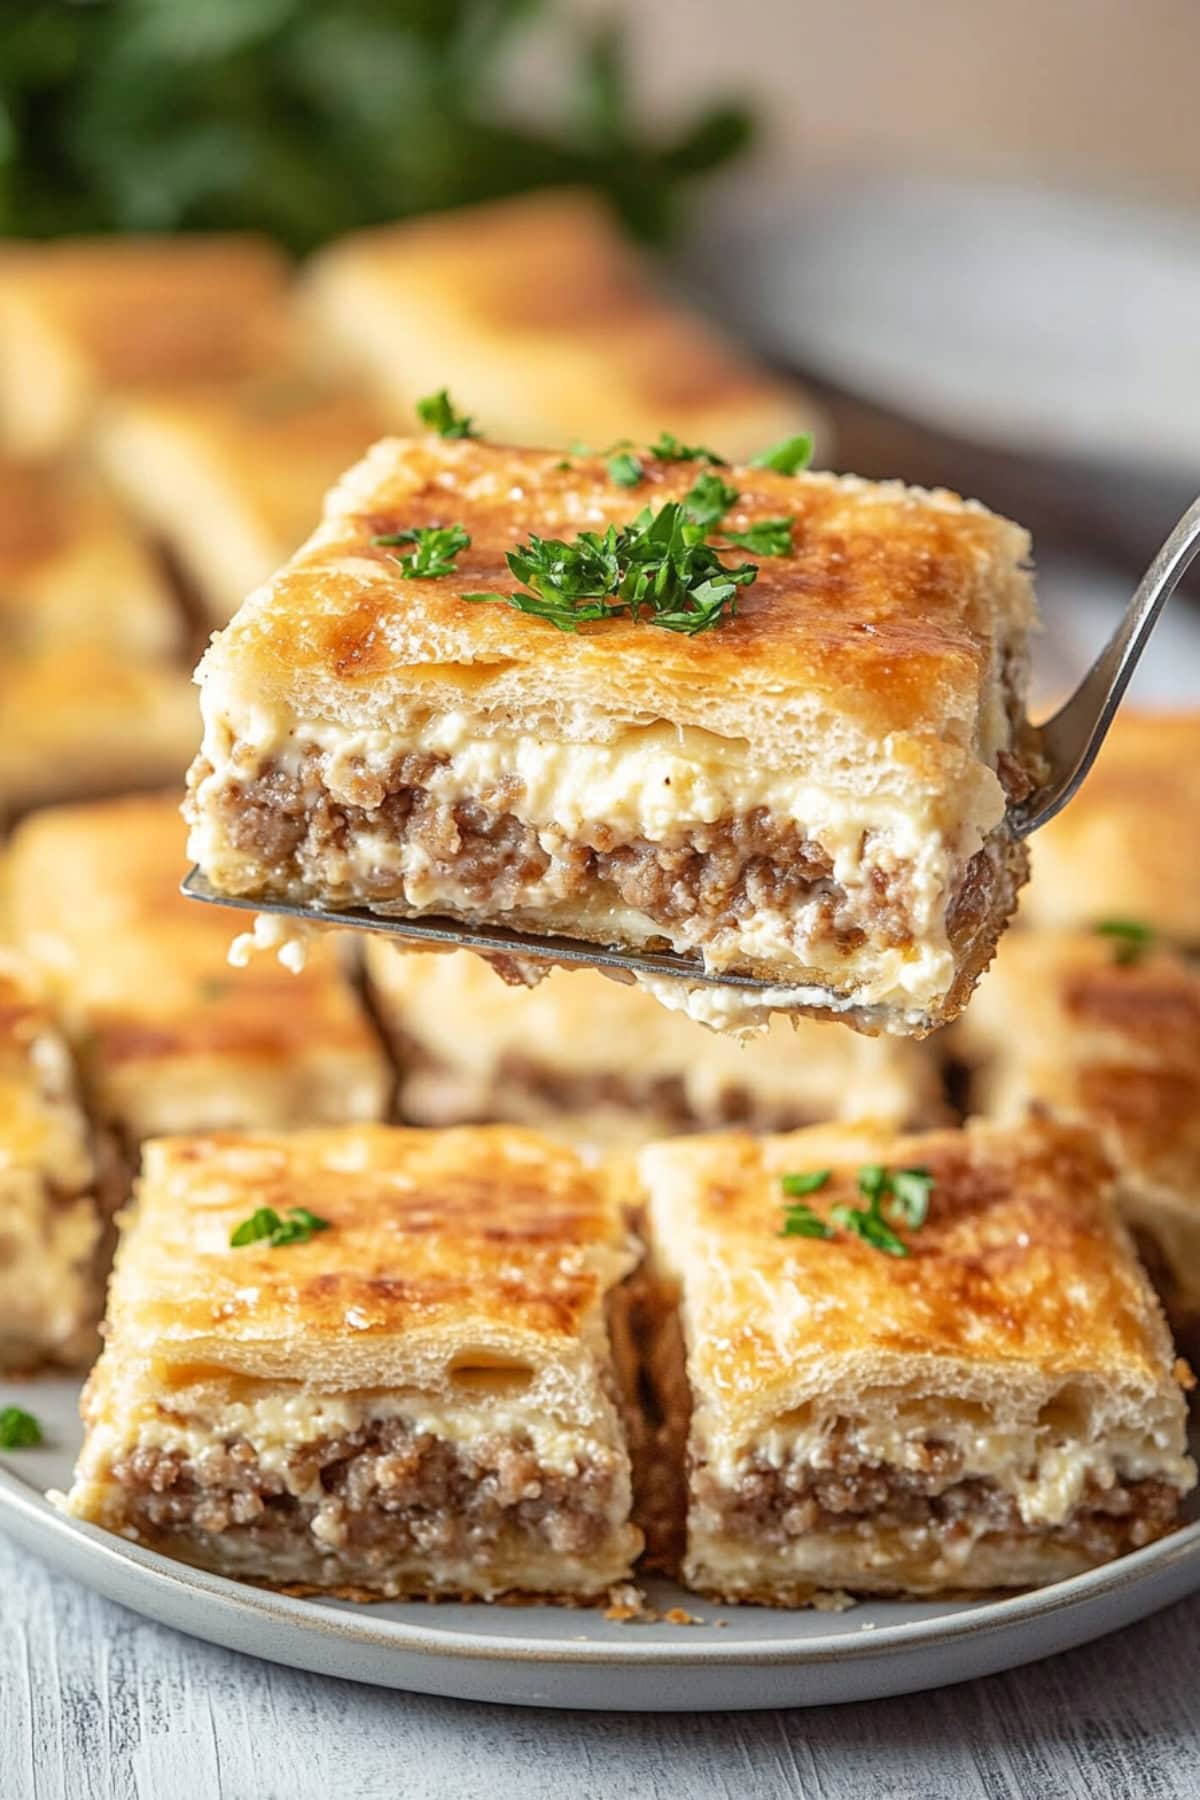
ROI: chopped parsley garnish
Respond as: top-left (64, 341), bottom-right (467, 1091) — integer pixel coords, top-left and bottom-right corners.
top-left (648, 430), bottom-right (727, 466)
top-left (197, 978), bottom-right (229, 1003)
top-left (781, 1204), bottom-right (834, 1240)
top-left (416, 389), bottom-right (479, 440)
top-left (832, 1164), bottom-right (933, 1256)
top-left (883, 1167), bottom-right (936, 1227)
top-left (1095, 918), bottom-right (1157, 967)
top-left (750, 433), bottom-right (814, 475)
top-left (681, 473), bottom-right (794, 556)
top-left (0, 1406), bottom-right (42, 1449)
top-left (607, 451), bottom-right (644, 488)
top-left (780, 1169), bottom-right (834, 1239)
top-left (373, 524), bottom-right (471, 579)
top-left (568, 437), bottom-right (633, 457)
top-left (0, 9), bottom-right (754, 258)
top-left (683, 471), bottom-right (740, 528)
top-left (780, 1165), bottom-right (933, 1256)
top-left (464, 500), bottom-right (757, 635)
top-left (781, 1169), bottom-right (832, 1198)
top-left (723, 517), bottom-right (794, 557)
top-left (230, 1206), bottom-right (331, 1250)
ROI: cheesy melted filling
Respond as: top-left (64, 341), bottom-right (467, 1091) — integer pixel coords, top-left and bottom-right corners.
top-left (405, 713), bottom-right (999, 852)
top-left (114, 1378), bottom-right (622, 1506)
top-left (708, 1407), bottom-right (1195, 1532)
top-left (632, 973), bottom-right (924, 1036)
top-left (194, 704), bottom-right (1013, 1019)
top-left (251, 710), bottom-right (1004, 908)
top-left (227, 911), bottom-right (316, 974)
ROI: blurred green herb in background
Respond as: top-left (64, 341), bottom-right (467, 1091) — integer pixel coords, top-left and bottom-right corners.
top-left (0, 0), bottom-right (755, 250)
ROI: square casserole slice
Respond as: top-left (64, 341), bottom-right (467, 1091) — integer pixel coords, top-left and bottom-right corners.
top-left (0, 458), bottom-right (182, 661)
top-left (0, 458), bottom-right (196, 822)
top-left (5, 792), bottom-right (389, 1155)
top-left (62, 1124), bottom-right (644, 1602)
top-left (187, 436), bottom-right (1039, 1035)
top-left (632, 1118), bottom-right (1195, 1605)
top-left (1021, 710), bottom-right (1200, 946)
top-left (299, 187), bottom-right (827, 462)
top-left (957, 929), bottom-right (1200, 1352)
top-left (0, 954), bottom-right (104, 1370)
top-left (0, 234), bottom-right (291, 458)
top-left (94, 377), bottom-right (385, 627)
top-left (366, 945), bottom-right (944, 1145)
top-left (0, 652), bottom-right (199, 823)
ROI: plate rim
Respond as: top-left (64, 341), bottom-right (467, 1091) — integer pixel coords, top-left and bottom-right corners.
top-left (5, 1459), bottom-right (1200, 1671)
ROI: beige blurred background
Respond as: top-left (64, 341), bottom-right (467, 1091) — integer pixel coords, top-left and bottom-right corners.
top-left (547, 0), bottom-right (1200, 702)
top-left (569, 0), bottom-right (1200, 202)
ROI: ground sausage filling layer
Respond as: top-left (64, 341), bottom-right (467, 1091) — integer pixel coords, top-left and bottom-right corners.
top-left (493, 1055), bottom-right (824, 1131)
top-left (693, 1443), bottom-right (1180, 1562)
top-left (394, 1035), bottom-right (825, 1134)
top-left (199, 752), bottom-right (912, 954)
top-left (109, 1416), bottom-right (625, 1583)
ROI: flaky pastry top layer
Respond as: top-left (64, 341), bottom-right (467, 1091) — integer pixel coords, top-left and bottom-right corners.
top-left (196, 436), bottom-right (1035, 787)
top-left (637, 1118), bottom-right (1183, 1435)
top-left (108, 1125), bottom-right (638, 1383)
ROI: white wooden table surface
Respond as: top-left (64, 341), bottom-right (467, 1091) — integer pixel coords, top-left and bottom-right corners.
top-left (3, 1530), bottom-right (1199, 1800)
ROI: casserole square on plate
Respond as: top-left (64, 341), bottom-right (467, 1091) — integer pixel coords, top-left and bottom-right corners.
top-left (187, 436), bottom-right (1038, 1035)
top-left (300, 187), bottom-right (827, 463)
top-left (632, 1118), bottom-right (1195, 1604)
top-left (4, 792), bottom-right (389, 1155)
top-left (958, 929), bottom-right (1200, 1351)
top-left (94, 377), bottom-right (385, 627)
top-left (0, 651), bottom-right (199, 823)
top-left (62, 1124), bottom-right (644, 1602)
top-left (0, 459), bottom-right (182, 661)
top-left (1021, 710), bottom-right (1200, 945)
top-left (0, 955), bottom-right (104, 1371)
top-left (0, 460), bottom-right (196, 821)
top-left (366, 945), bottom-right (944, 1145)
top-left (0, 234), bottom-right (291, 458)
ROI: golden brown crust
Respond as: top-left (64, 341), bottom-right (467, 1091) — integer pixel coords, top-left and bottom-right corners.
top-left (634, 1114), bottom-right (1193, 1604)
top-left (300, 188), bottom-right (827, 461)
top-left (106, 1125), bottom-right (637, 1376)
top-left (0, 234), bottom-right (292, 456)
top-left (636, 1118), bottom-right (1175, 1416)
top-left (126, 1125), bottom-right (624, 1348)
top-left (203, 436), bottom-right (1032, 758)
top-left (4, 791), bottom-right (388, 1139)
top-left (1023, 710), bottom-right (1200, 943)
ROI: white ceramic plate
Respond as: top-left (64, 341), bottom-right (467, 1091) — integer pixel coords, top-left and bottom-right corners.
top-left (4, 1372), bottom-right (1199, 1710)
